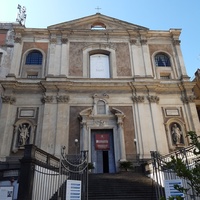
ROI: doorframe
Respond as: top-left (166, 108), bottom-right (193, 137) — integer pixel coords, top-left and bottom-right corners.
top-left (79, 106), bottom-right (126, 172)
top-left (91, 129), bottom-right (116, 173)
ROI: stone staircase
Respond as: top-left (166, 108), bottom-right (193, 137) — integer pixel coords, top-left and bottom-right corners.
top-left (88, 172), bottom-right (157, 200)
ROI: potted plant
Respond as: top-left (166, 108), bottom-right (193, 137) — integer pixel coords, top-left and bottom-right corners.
top-left (119, 161), bottom-right (133, 171)
top-left (87, 162), bottom-right (94, 172)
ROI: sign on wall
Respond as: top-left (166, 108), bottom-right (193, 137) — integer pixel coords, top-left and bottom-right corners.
top-left (164, 179), bottom-right (184, 199)
top-left (66, 180), bottom-right (81, 200)
top-left (90, 54), bottom-right (110, 78)
top-left (95, 134), bottom-right (110, 150)
top-left (0, 186), bottom-right (14, 200)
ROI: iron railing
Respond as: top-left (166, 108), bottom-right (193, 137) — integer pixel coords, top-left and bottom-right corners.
top-left (17, 145), bottom-right (88, 200)
top-left (150, 146), bottom-right (200, 200)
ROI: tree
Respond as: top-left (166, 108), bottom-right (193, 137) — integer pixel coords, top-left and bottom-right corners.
top-left (165, 131), bottom-right (200, 199)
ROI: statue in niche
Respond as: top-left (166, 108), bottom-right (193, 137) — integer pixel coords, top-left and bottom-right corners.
top-left (171, 123), bottom-right (184, 145)
top-left (18, 123), bottom-right (30, 146)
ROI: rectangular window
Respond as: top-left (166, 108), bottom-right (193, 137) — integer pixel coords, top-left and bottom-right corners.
top-left (27, 72), bottom-right (38, 78)
top-left (160, 75), bottom-right (170, 80)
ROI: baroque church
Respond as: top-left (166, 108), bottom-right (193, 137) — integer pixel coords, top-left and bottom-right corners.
top-left (0, 13), bottom-right (200, 175)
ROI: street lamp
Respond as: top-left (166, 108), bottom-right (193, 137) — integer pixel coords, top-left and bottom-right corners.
top-left (74, 139), bottom-right (79, 154)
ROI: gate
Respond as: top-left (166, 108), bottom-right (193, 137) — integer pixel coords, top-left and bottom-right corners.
top-left (150, 146), bottom-right (199, 200)
top-left (17, 145), bottom-right (88, 200)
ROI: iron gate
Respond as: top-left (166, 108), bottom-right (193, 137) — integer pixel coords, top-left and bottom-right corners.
top-left (17, 145), bottom-right (88, 200)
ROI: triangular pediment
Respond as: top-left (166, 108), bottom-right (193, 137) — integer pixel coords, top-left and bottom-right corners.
top-left (48, 13), bottom-right (148, 31)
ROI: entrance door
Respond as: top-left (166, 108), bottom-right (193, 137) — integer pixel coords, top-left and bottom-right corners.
top-left (91, 130), bottom-right (115, 173)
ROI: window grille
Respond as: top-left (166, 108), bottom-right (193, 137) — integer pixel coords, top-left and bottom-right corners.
top-left (26, 50), bottom-right (42, 65)
top-left (155, 53), bottom-right (171, 67)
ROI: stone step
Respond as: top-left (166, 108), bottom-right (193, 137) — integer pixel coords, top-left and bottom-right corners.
top-left (88, 172), bottom-right (157, 200)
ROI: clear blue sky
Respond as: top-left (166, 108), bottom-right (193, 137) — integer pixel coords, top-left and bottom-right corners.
top-left (1, 0), bottom-right (200, 79)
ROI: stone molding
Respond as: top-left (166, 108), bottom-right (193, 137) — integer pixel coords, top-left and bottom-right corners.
top-left (2, 96), bottom-right (16, 104)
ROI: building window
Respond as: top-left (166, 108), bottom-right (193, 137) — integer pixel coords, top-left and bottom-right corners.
top-left (90, 54), bottom-right (110, 78)
top-left (160, 73), bottom-right (171, 80)
top-left (155, 53), bottom-right (171, 67)
top-left (91, 22), bottom-right (106, 30)
top-left (97, 100), bottom-right (106, 114)
top-left (27, 72), bottom-right (38, 78)
top-left (25, 50), bottom-right (42, 65)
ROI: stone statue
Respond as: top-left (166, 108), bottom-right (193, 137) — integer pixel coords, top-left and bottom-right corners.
top-left (171, 123), bottom-right (183, 145)
top-left (18, 124), bottom-right (30, 146)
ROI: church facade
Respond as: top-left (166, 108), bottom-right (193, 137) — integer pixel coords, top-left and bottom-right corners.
top-left (0, 13), bottom-right (199, 174)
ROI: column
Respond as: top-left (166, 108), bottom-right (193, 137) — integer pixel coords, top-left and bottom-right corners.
top-left (54, 95), bottom-right (70, 156)
top-left (81, 122), bottom-right (88, 151)
top-left (130, 39), bottom-right (145, 76)
top-left (47, 36), bottom-right (56, 75)
top-left (60, 37), bottom-right (69, 76)
top-left (10, 35), bottom-right (23, 76)
top-left (140, 39), bottom-right (153, 77)
top-left (117, 117), bottom-right (126, 161)
top-left (0, 96), bottom-right (16, 157)
top-left (40, 95), bottom-right (57, 154)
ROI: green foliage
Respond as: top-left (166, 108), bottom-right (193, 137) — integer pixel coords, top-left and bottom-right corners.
top-left (164, 131), bottom-right (200, 198)
top-left (119, 161), bottom-right (134, 171)
top-left (88, 162), bottom-right (94, 170)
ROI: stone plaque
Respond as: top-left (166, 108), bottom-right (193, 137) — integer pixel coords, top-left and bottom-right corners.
top-left (165, 109), bottom-right (179, 116)
top-left (20, 109), bottom-right (35, 117)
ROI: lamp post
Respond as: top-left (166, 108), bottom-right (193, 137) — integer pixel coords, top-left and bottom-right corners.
top-left (74, 139), bottom-right (79, 155)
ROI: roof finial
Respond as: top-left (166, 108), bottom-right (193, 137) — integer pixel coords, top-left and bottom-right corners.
top-left (95, 6), bottom-right (101, 13)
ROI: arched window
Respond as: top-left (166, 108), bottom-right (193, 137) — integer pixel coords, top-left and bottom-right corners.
top-left (155, 53), bottom-right (171, 67)
top-left (91, 22), bottom-right (106, 30)
top-left (25, 50), bottom-right (42, 65)
top-left (97, 100), bottom-right (106, 114)
top-left (90, 54), bottom-right (110, 78)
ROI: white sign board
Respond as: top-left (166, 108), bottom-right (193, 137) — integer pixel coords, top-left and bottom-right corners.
top-left (164, 179), bottom-right (184, 198)
top-left (66, 180), bottom-right (81, 200)
top-left (90, 54), bottom-right (110, 78)
top-left (0, 186), bottom-right (14, 200)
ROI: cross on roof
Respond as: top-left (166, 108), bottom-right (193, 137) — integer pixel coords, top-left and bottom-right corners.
top-left (95, 6), bottom-right (101, 13)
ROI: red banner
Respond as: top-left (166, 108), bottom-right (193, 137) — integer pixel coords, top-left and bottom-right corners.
top-left (95, 134), bottom-right (110, 150)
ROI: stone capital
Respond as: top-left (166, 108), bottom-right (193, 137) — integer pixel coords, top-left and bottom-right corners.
top-left (2, 96), bottom-right (16, 104)
top-left (132, 95), bottom-right (144, 103)
top-left (147, 95), bottom-right (159, 103)
top-left (181, 95), bottom-right (196, 103)
top-left (56, 95), bottom-right (69, 103)
top-left (41, 96), bottom-right (54, 104)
